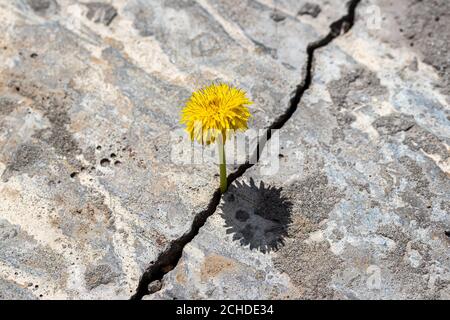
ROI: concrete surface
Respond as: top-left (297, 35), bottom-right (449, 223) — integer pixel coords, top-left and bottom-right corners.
top-left (148, 0), bottom-right (450, 300)
top-left (0, 0), bottom-right (449, 300)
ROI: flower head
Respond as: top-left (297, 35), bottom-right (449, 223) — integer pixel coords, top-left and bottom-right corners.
top-left (181, 83), bottom-right (252, 145)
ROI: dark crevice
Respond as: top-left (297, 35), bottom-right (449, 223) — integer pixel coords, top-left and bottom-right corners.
top-left (131, 0), bottom-right (361, 300)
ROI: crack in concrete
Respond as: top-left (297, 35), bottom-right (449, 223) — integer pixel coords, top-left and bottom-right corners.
top-left (130, 0), bottom-right (361, 300)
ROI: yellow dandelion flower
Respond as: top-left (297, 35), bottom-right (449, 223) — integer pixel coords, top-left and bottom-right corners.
top-left (180, 83), bottom-right (252, 145)
top-left (180, 83), bottom-right (253, 193)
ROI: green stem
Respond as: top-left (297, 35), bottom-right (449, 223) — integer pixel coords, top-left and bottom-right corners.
top-left (218, 136), bottom-right (227, 193)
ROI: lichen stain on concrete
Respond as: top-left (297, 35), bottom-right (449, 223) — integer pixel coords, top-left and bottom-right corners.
top-left (200, 255), bottom-right (236, 282)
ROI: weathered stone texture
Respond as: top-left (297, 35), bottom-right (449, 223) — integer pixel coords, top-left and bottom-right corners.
top-left (0, 0), bottom-right (342, 299)
top-left (151, 0), bottom-right (450, 300)
top-left (1, 0), bottom-right (449, 300)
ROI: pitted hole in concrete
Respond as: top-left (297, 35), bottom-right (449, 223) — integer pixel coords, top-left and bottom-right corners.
top-left (100, 158), bottom-right (110, 167)
top-left (30, 53), bottom-right (38, 58)
top-left (110, 153), bottom-right (117, 158)
top-left (70, 172), bottom-right (78, 178)
top-left (445, 231), bottom-right (450, 238)
top-left (96, 145), bottom-right (102, 151)
top-left (114, 160), bottom-right (122, 166)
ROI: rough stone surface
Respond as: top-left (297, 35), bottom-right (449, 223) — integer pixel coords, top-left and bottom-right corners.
top-left (0, 0), bottom-right (342, 299)
top-left (298, 3), bottom-right (321, 18)
top-left (84, 2), bottom-right (118, 26)
top-left (150, 0), bottom-right (450, 300)
top-left (376, 0), bottom-right (450, 96)
top-left (1, 0), bottom-right (449, 300)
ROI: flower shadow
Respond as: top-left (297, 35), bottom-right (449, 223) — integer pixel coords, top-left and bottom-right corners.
top-left (219, 178), bottom-right (293, 253)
